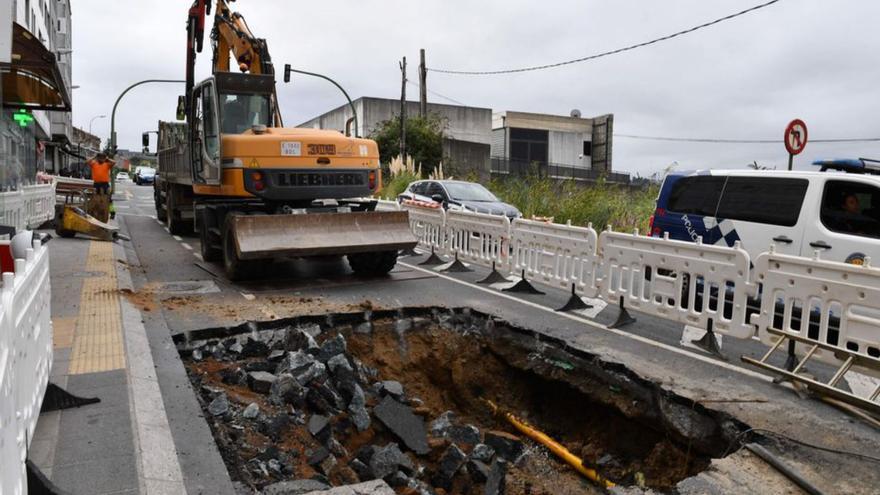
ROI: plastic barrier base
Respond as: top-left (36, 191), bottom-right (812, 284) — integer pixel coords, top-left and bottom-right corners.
top-left (609, 297), bottom-right (636, 329)
top-left (502, 270), bottom-right (545, 295)
top-left (40, 383), bottom-right (101, 412)
top-left (690, 321), bottom-right (727, 361)
top-left (477, 262), bottom-right (509, 285)
top-left (556, 284), bottom-right (593, 312)
top-left (27, 460), bottom-right (72, 495)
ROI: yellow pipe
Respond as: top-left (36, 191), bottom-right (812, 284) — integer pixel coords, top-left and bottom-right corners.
top-left (484, 399), bottom-right (615, 489)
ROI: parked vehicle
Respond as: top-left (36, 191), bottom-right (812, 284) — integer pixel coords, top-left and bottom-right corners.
top-left (398, 180), bottom-right (521, 220)
top-left (115, 172), bottom-right (130, 182)
top-left (134, 167), bottom-right (156, 185)
top-left (651, 159), bottom-right (880, 266)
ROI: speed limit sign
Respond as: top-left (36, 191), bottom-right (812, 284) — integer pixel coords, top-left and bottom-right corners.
top-left (785, 119), bottom-right (808, 155)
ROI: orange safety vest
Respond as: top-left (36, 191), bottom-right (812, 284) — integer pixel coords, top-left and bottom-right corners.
top-left (89, 159), bottom-right (112, 183)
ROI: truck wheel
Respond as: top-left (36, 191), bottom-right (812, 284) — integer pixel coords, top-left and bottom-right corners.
top-left (347, 251), bottom-right (398, 276)
top-left (166, 186), bottom-right (187, 235)
top-left (199, 210), bottom-right (222, 262)
top-left (223, 214), bottom-right (257, 281)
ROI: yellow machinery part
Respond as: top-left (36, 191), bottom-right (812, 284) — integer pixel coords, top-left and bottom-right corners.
top-left (232, 210), bottom-right (417, 260)
top-left (484, 399), bottom-right (616, 489)
top-left (57, 205), bottom-right (118, 242)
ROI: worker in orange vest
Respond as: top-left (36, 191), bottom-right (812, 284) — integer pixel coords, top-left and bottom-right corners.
top-left (88, 153), bottom-right (115, 195)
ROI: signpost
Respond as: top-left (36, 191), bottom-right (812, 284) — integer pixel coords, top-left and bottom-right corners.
top-left (784, 119), bottom-right (808, 170)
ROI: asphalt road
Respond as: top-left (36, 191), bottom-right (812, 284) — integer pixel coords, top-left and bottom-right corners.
top-left (111, 181), bottom-right (880, 494)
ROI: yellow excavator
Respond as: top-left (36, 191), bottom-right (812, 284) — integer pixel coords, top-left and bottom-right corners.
top-left (154, 0), bottom-right (415, 280)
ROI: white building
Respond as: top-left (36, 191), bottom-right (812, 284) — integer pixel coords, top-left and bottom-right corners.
top-left (0, 0), bottom-right (73, 187)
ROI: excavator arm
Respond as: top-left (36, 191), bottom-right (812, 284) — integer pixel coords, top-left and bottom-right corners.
top-left (211, 0), bottom-right (274, 76)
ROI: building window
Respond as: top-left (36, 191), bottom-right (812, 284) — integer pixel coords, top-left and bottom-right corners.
top-left (583, 141), bottom-right (592, 156)
top-left (509, 127), bottom-right (548, 165)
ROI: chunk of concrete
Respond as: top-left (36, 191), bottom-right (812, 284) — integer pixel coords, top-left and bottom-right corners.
top-left (433, 443), bottom-right (467, 490)
top-left (484, 431), bottom-right (524, 463)
top-left (485, 458), bottom-right (508, 495)
top-left (373, 397), bottom-right (430, 455)
top-left (429, 410), bottom-right (456, 437)
top-left (262, 479), bottom-right (330, 495)
top-left (368, 443), bottom-right (413, 480)
top-left (467, 459), bottom-right (490, 483)
top-left (379, 380), bottom-right (404, 398)
top-left (448, 424), bottom-right (480, 445)
top-left (317, 334), bottom-right (347, 362)
top-left (248, 371), bottom-right (277, 394)
top-left (207, 392), bottom-right (229, 417)
top-left (308, 414), bottom-right (331, 441)
top-left (300, 479), bottom-right (396, 495)
top-left (277, 350), bottom-right (317, 376)
top-left (241, 337), bottom-right (270, 357)
top-left (270, 373), bottom-right (307, 407)
top-left (241, 402), bottom-right (260, 419)
top-left (470, 443), bottom-right (495, 462)
top-left (327, 354), bottom-right (353, 374)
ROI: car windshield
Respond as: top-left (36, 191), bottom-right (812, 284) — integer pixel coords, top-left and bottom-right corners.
top-left (140, 168), bottom-right (156, 176)
top-left (443, 182), bottom-right (498, 202)
top-left (220, 92), bottom-right (271, 134)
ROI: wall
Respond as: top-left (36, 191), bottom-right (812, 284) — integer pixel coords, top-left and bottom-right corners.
top-left (548, 130), bottom-right (590, 169)
top-left (442, 139), bottom-right (490, 180)
top-left (300, 97), bottom-right (494, 146)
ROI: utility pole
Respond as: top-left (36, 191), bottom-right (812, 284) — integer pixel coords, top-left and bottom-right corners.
top-left (419, 49), bottom-right (427, 118)
top-left (399, 57), bottom-right (407, 161)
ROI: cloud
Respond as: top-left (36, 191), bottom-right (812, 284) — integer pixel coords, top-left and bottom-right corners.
top-left (72, 0), bottom-right (880, 175)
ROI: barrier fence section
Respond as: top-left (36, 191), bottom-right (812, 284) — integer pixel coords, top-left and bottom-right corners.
top-left (0, 184), bottom-right (57, 233)
top-left (510, 219), bottom-right (599, 295)
top-left (446, 210), bottom-right (511, 271)
top-left (401, 204), bottom-right (447, 254)
top-left (751, 249), bottom-right (880, 377)
top-left (597, 232), bottom-right (757, 339)
top-left (0, 239), bottom-right (53, 495)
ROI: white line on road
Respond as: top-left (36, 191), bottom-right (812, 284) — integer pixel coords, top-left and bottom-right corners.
top-left (193, 253), bottom-right (203, 261)
top-left (163, 227), bottom-right (170, 234)
top-left (399, 260), bottom-right (773, 383)
top-left (172, 235), bottom-right (182, 241)
top-left (181, 243), bottom-right (193, 251)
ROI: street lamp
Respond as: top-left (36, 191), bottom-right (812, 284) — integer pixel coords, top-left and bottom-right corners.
top-left (109, 79), bottom-right (185, 155)
top-left (283, 64), bottom-right (359, 137)
top-left (89, 114), bottom-right (106, 136)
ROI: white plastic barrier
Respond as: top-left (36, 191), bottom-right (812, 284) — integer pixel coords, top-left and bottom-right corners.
top-left (597, 231), bottom-right (756, 338)
top-left (0, 184), bottom-right (56, 233)
top-left (22, 184), bottom-right (56, 229)
top-left (510, 219), bottom-right (600, 295)
top-left (446, 210), bottom-right (511, 270)
top-left (401, 204), bottom-right (447, 254)
top-left (751, 249), bottom-right (880, 377)
top-left (0, 239), bottom-right (53, 495)
top-left (373, 199), bottom-right (401, 212)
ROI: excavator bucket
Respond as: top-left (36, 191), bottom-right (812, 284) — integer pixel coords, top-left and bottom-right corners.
top-left (232, 210), bottom-right (418, 260)
top-left (56, 205), bottom-right (119, 241)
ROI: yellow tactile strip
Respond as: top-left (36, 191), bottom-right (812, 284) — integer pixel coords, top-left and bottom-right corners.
top-left (52, 316), bottom-right (77, 349)
top-left (68, 241), bottom-right (126, 374)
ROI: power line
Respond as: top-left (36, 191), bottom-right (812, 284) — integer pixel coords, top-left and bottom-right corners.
top-left (616, 134), bottom-right (880, 144)
top-left (405, 79), bottom-right (467, 106)
top-left (429, 0), bottom-right (784, 75)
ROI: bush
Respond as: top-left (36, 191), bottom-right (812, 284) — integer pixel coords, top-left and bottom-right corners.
top-left (488, 176), bottom-right (658, 232)
top-left (369, 115), bottom-right (445, 176)
top-left (381, 170), bottom-right (419, 200)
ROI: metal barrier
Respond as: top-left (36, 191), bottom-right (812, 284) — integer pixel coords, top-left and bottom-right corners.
top-left (751, 249), bottom-right (880, 377)
top-left (446, 210), bottom-right (511, 270)
top-left (510, 219), bottom-right (599, 295)
top-left (596, 231), bottom-right (757, 338)
top-left (0, 238), bottom-right (52, 495)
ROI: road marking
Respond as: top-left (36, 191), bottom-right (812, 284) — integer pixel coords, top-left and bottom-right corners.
top-left (193, 253), bottom-right (203, 261)
top-left (163, 227), bottom-right (170, 234)
top-left (172, 235), bottom-right (183, 242)
top-left (156, 219), bottom-right (163, 225)
top-left (181, 242), bottom-right (193, 251)
top-left (399, 260), bottom-right (773, 383)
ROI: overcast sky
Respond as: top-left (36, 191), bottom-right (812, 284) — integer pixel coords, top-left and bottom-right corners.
top-left (71, 0), bottom-right (880, 176)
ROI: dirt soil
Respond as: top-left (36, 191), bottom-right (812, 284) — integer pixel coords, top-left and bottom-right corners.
top-left (182, 311), bottom-right (726, 494)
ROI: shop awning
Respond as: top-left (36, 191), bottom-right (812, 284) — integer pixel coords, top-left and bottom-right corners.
top-left (0, 23), bottom-right (71, 111)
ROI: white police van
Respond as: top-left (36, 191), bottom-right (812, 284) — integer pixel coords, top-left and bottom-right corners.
top-left (650, 159), bottom-right (880, 266)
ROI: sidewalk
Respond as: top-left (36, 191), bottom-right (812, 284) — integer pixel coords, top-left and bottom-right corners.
top-left (29, 231), bottom-right (186, 495)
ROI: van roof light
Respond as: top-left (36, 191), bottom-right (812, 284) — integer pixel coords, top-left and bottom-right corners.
top-left (812, 158), bottom-right (880, 176)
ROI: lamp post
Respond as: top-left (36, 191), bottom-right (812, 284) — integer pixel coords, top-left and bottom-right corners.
top-left (88, 114), bottom-right (106, 136)
top-left (109, 79), bottom-right (185, 155)
top-left (283, 65), bottom-right (359, 137)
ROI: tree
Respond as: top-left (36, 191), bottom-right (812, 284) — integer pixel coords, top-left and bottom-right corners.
top-left (369, 114), bottom-right (444, 176)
